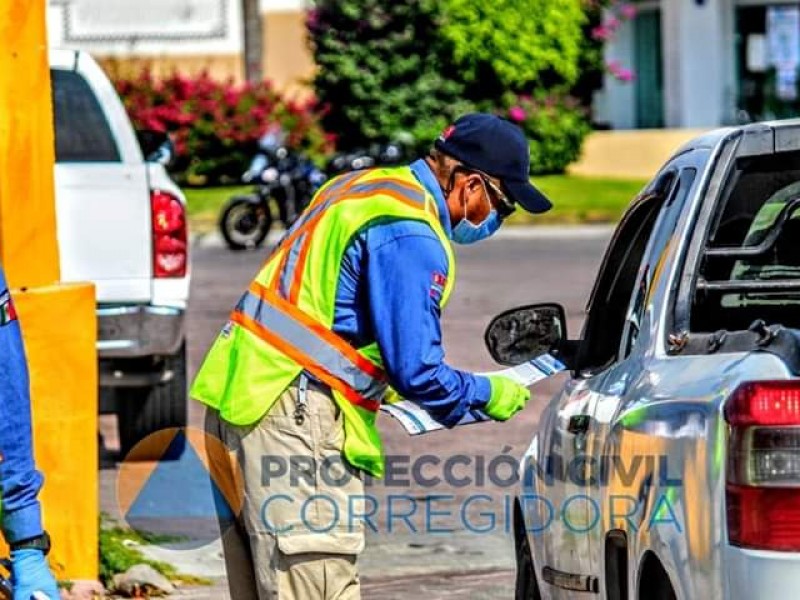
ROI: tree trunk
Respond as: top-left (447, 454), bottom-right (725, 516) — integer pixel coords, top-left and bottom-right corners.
top-left (242, 0), bottom-right (263, 83)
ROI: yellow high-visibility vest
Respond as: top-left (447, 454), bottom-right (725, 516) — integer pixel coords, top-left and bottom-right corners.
top-left (191, 166), bottom-right (456, 477)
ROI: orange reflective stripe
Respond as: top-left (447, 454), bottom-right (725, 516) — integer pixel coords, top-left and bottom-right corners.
top-left (286, 184), bottom-right (427, 303)
top-left (269, 172), bottom-right (366, 291)
top-left (287, 233), bottom-right (312, 305)
top-left (249, 280), bottom-right (386, 382)
top-left (230, 311), bottom-right (381, 413)
top-left (279, 176), bottom-right (418, 262)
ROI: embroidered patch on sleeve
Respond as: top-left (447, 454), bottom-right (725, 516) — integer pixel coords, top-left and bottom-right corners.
top-left (430, 272), bottom-right (447, 304)
top-left (0, 289), bottom-right (17, 326)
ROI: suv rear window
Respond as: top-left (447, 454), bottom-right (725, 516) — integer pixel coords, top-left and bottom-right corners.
top-left (51, 69), bottom-right (120, 162)
top-left (692, 150), bottom-right (800, 331)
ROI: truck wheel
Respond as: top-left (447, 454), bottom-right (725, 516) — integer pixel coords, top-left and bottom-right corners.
top-left (515, 500), bottom-right (542, 600)
top-left (118, 344), bottom-right (188, 461)
top-left (638, 553), bottom-right (677, 600)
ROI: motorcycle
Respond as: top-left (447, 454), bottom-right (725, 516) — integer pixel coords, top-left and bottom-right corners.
top-left (219, 131), bottom-right (326, 251)
top-left (219, 134), bottom-right (412, 251)
top-left (325, 140), bottom-right (409, 177)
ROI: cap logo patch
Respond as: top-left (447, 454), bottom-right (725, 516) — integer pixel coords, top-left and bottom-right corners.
top-left (439, 125), bottom-right (456, 142)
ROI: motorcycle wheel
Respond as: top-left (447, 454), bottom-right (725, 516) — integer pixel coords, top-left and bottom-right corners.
top-left (219, 195), bottom-right (273, 251)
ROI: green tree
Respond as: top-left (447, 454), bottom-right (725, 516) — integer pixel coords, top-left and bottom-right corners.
top-left (308, 0), bottom-right (591, 172)
top-left (438, 0), bottom-right (586, 91)
top-left (308, 0), bottom-right (473, 150)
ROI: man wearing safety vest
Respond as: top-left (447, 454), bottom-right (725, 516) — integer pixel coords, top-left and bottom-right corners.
top-left (193, 113), bottom-right (552, 599)
top-left (0, 265), bottom-right (60, 600)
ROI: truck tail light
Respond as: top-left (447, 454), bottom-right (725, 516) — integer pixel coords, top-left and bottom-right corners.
top-left (725, 381), bottom-right (800, 551)
top-left (151, 190), bottom-right (187, 278)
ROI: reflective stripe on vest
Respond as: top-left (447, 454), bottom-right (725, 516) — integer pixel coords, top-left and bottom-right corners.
top-left (239, 171), bottom-right (428, 413)
top-left (190, 166), bottom-right (456, 476)
top-left (232, 281), bottom-right (386, 413)
top-left (271, 175), bottom-right (427, 302)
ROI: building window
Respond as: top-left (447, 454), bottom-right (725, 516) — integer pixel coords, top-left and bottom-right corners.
top-left (737, 4), bottom-right (800, 121)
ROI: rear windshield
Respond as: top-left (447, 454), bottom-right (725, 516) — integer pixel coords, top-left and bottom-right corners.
top-left (692, 150), bottom-right (800, 331)
top-left (51, 69), bottom-right (120, 163)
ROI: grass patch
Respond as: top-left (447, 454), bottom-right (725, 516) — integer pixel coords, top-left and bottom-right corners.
top-left (99, 525), bottom-right (211, 587)
top-left (183, 175), bottom-right (648, 233)
top-left (184, 185), bottom-right (251, 234)
top-left (514, 174), bottom-right (648, 225)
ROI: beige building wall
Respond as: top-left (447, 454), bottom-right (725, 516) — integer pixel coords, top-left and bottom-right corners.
top-left (99, 54), bottom-right (244, 83)
top-left (98, 11), bottom-right (314, 91)
top-left (263, 11), bottom-right (315, 95)
top-left (569, 129), bottom-right (709, 179)
top-left (49, 1), bottom-right (314, 90)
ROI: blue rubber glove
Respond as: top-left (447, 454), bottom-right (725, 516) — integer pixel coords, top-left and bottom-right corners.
top-left (11, 549), bottom-right (59, 600)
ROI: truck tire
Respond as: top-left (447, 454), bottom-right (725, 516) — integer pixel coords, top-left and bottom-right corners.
top-left (515, 500), bottom-right (542, 600)
top-left (118, 343), bottom-right (188, 461)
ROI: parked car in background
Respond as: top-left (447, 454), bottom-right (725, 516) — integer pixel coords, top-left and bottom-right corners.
top-left (50, 49), bottom-right (190, 459)
top-left (486, 121), bottom-right (800, 599)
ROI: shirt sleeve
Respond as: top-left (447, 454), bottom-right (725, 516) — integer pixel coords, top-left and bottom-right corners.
top-left (364, 224), bottom-right (491, 427)
top-left (0, 269), bottom-right (44, 543)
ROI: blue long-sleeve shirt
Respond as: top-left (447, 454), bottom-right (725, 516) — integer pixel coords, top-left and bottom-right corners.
top-left (330, 160), bottom-right (491, 426)
top-left (0, 266), bottom-right (44, 543)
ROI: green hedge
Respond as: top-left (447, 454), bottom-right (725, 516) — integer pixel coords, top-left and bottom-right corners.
top-left (504, 93), bottom-right (591, 175)
top-left (307, 0), bottom-right (590, 173)
top-left (307, 0), bottom-right (473, 151)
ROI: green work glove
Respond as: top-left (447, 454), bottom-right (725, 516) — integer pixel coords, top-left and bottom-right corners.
top-left (484, 376), bottom-right (531, 421)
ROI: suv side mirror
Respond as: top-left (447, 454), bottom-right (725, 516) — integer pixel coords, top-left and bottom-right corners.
top-left (485, 303), bottom-right (573, 367)
top-left (136, 129), bottom-right (175, 167)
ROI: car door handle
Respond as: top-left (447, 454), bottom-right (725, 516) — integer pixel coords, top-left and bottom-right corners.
top-left (567, 414), bottom-right (592, 435)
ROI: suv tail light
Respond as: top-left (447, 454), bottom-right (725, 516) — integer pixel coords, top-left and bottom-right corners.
top-left (725, 381), bottom-right (800, 551)
top-left (151, 190), bottom-right (187, 278)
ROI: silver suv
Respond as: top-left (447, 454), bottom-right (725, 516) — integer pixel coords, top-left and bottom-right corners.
top-left (488, 121), bottom-right (800, 599)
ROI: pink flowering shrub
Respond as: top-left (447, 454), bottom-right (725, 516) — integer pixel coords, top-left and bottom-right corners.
top-left (504, 93), bottom-right (591, 174)
top-left (587, 1), bottom-right (638, 83)
top-left (115, 70), bottom-right (333, 185)
top-left (606, 60), bottom-right (636, 82)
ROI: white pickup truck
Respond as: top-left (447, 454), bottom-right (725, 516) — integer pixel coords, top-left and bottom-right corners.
top-left (50, 49), bottom-right (190, 459)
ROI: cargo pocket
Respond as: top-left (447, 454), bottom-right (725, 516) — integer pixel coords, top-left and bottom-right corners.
top-left (280, 390), bottom-right (366, 556)
top-left (244, 391), bottom-right (317, 538)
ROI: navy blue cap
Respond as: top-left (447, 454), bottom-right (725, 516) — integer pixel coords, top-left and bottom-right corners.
top-left (434, 113), bottom-right (552, 214)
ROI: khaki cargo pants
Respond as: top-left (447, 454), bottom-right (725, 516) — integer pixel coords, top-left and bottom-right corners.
top-left (205, 376), bottom-right (366, 600)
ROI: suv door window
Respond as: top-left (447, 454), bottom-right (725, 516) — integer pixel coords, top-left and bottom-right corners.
top-left (620, 168), bottom-right (697, 358)
top-left (51, 69), bottom-right (120, 163)
top-left (691, 150), bottom-right (800, 332)
top-left (575, 178), bottom-right (673, 374)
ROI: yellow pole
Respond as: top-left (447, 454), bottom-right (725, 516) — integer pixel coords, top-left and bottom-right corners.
top-left (0, 0), bottom-right (98, 581)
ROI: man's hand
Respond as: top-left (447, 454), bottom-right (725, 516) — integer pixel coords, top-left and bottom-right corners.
top-left (484, 376), bottom-right (531, 421)
top-left (11, 549), bottom-right (59, 600)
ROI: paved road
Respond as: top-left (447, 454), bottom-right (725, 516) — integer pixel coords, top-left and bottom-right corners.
top-left (100, 227), bottom-right (612, 598)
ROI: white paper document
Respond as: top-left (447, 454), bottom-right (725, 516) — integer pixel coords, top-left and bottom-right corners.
top-left (380, 354), bottom-right (566, 435)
